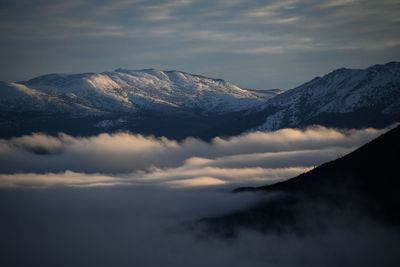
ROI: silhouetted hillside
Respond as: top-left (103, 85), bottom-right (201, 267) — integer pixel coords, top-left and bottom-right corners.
top-left (201, 125), bottom-right (400, 237)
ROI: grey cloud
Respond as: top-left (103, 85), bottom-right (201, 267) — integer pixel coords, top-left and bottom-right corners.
top-left (1, 0), bottom-right (399, 90)
top-left (1, 0), bottom-right (399, 49)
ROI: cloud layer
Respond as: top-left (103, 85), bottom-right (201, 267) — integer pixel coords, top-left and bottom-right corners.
top-left (1, 0), bottom-right (399, 89)
top-left (1, 126), bottom-right (399, 267)
top-left (1, 186), bottom-right (399, 267)
top-left (0, 126), bottom-right (387, 188)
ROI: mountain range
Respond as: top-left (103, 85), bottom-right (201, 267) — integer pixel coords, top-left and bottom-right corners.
top-left (1, 62), bottom-right (399, 138)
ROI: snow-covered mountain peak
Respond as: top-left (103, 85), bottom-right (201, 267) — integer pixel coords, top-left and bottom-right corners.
top-left (113, 68), bottom-right (233, 88)
top-left (255, 61), bottom-right (400, 130)
top-left (3, 68), bottom-right (278, 115)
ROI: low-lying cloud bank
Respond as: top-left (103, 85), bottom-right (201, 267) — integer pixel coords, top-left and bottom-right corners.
top-left (1, 126), bottom-right (399, 267)
top-left (0, 126), bottom-right (389, 188)
top-left (1, 187), bottom-right (399, 267)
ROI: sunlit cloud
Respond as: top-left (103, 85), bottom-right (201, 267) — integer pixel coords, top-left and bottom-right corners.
top-left (0, 171), bottom-right (121, 188)
top-left (0, 166), bottom-right (311, 188)
top-left (165, 176), bottom-right (227, 188)
top-left (0, 126), bottom-right (389, 188)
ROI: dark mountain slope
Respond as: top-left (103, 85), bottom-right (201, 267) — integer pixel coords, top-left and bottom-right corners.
top-left (200, 125), bottom-right (400, 236)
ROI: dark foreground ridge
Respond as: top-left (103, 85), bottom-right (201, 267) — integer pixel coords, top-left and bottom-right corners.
top-left (199, 125), bottom-right (400, 237)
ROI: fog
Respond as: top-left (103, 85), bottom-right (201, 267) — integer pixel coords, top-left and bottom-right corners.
top-left (1, 186), bottom-right (399, 267)
top-left (1, 126), bottom-right (398, 266)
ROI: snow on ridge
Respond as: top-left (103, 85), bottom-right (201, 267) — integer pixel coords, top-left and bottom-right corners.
top-left (7, 68), bottom-right (273, 114)
top-left (255, 61), bottom-right (400, 130)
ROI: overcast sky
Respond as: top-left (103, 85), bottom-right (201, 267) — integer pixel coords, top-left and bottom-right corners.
top-left (0, 0), bottom-right (399, 89)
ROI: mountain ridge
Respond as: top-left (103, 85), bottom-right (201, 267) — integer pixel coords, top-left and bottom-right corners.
top-left (0, 69), bottom-right (277, 138)
top-left (1, 62), bottom-right (399, 139)
top-left (15, 68), bottom-right (267, 114)
top-left (199, 124), bottom-right (400, 237)
top-left (253, 61), bottom-right (400, 131)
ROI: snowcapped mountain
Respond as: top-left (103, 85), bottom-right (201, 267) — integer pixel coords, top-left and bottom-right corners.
top-left (2, 69), bottom-right (269, 115)
top-left (1, 63), bottom-right (399, 139)
top-left (0, 69), bottom-right (281, 138)
top-left (254, 62), bottom-right (400, 130)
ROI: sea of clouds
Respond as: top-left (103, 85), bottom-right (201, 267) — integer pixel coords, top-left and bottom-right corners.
top-left (1, 126), bottom-right (399, 267)
top-left (0, 126), bottom-right (387, 188)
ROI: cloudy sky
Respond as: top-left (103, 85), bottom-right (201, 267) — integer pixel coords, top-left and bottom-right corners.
top-left (0, 0), bottom-right (399, 89)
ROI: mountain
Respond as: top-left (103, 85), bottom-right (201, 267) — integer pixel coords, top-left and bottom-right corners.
top-left (0, 69), bottom-right (277, 138)
top-left (253, 62), bottom-right (400, 130)
top-left (200, 125), bottom-right (400, 236)
top-left (242, 88), bottom-right (283, 99)
top-left (185, 62), bottom-right (400, 137)
top-left (2, 69), bottom-right (266, 114)
top-left (1, 63), bottom-right (399, 139)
